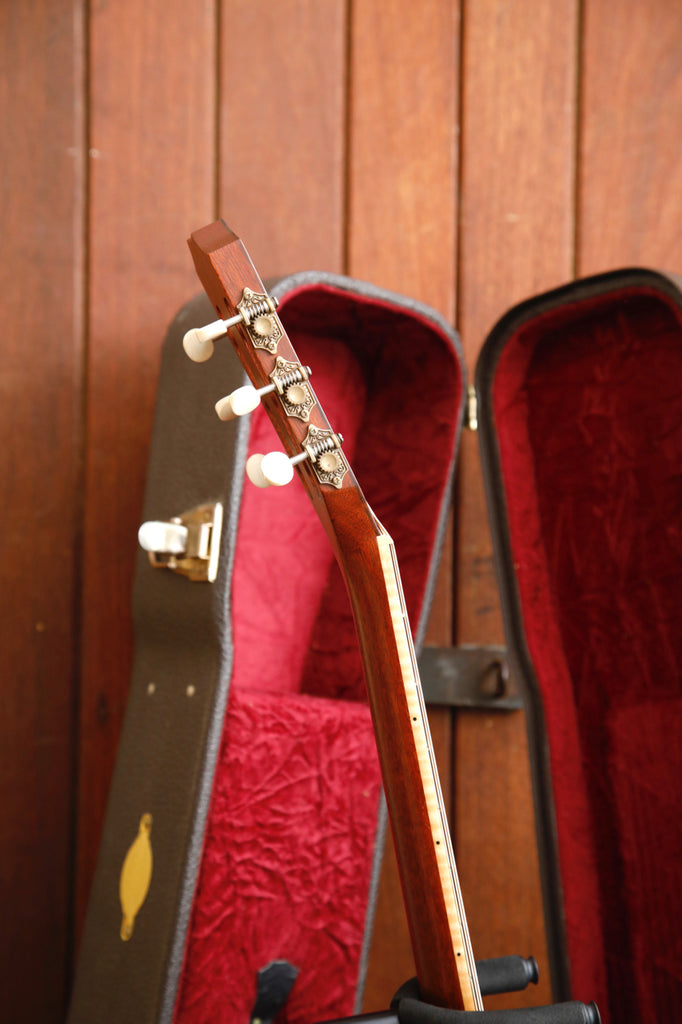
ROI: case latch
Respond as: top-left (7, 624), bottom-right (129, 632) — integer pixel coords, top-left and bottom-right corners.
top-left (138, 502), bottom-right (223, 582)
top-left (465, 385), bottom-right (478, 431)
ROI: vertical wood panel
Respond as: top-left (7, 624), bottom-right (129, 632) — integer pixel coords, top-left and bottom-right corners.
top-left (220, 0), bottom-right (348, 277)
top-left (346, 1), bottom-right (460, 1009)
top-left (0, 2), bottom-right (85, 1020)
top-left (456, 0), bottom-right (578, 1007)
top-left (77, 0), bottom-right (216, 937)
top-left (579, 0), bottom-right (682, 274)
top-left (348, 1), bottom-right (459, 319)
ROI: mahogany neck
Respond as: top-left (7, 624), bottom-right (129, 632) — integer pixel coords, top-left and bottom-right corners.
top-left (338, 519), bottom-right (482, 1010)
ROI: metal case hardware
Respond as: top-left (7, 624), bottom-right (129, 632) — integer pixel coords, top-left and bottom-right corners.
top-left (419, 645), bottom-right (522, 710)
top-left (145, 502), bottom-right (223, 582)
top-left (466, 385), bottom-right (479, 431)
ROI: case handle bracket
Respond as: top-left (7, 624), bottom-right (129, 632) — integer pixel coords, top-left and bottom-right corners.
top-left (418, 645), bottom-right (522, 711)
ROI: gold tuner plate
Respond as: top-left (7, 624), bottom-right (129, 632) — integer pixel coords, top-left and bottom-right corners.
top-left (269, 357), bottom-right (315, 421)
top-left (237, 287), bottom-right (282, 353)
top-left (146, 502), bottom-right (222, 582)
top-left (302, 425), bottom-right (348, 489)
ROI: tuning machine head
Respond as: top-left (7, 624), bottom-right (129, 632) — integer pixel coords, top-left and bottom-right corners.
top-left (246, 452), bottom-right (297, 488)
top-left (245, 428), bottom-right (347, 490)
top-left (182, 290), bottom-right (280, 362)
top-left (215, 363), bottom-right (313, 421)
top-left (182, 315), bottom-right (243, 362)
top-left (215, 383), bottom-right (275, 421)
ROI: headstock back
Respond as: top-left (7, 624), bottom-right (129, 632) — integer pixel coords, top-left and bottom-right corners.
top-left (186, 221), bottom-right (373, 554)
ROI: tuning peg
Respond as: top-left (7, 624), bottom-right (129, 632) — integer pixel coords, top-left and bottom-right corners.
top-left (183, 291), bottom-right (280, 362)
top-left (182, 313), bottom-right (243, 363)
top-left (215, 364), bottom-right (313, 421)
top-left (215, 383), bottom-right (276, 421)
top-left (246, 429), bottom-right (345, 490)
top-left (246, 450), bottom-right (308, 488)
top-left (138, 520), bottom-right (188, 554)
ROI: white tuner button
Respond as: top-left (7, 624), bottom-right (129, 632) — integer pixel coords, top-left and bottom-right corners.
top-left (138, 520), bottom-right (188, 554)
top-left (246, 451), bottom-right (297, 488)
top-left (216, 366), bottom-right (312, 421)
top-left (215, 382), bottom-right (277, 421)
top-left (245, 454), bottom-right (269, 488)
top-left (182, 313), bottom-right (243, 362)
top-left (261, 451), bottom-right (295, 487)
top-left (246, 431), bottom-right (344, 491)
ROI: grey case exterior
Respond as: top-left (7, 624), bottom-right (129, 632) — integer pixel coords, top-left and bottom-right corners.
top-left (69, 293), bottom-right (249, 1023)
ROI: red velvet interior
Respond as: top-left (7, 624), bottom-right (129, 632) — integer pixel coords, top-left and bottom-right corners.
top-left (174, 285), bottom-right (462, 1023)
top-left (491, 286), bottom-right (682, 1024)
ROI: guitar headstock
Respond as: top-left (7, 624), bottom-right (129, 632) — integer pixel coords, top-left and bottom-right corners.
top-left (185, 221), bottom-right (374, 550)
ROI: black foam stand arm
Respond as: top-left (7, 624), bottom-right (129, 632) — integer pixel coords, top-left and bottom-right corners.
top-left (319, 958), bottom-right (600, 1024)
top-left (397, 999), bottom-right (600, 1024)
top-left (320, 999), bottom-right (599, 1024)
top-left (475, 957), bottom-right (540, 996)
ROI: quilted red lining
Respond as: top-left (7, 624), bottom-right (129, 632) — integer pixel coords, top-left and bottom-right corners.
top-left (174, 285), bottom-right (462, 1022)
top-left (492, 286), bottom-right (682, 1023)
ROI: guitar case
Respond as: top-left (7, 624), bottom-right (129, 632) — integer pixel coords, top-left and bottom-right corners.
top-left (476, 270), bottom-right (682, 1024)
top-left (69, 264), bottom-right (682, 1024)
top-left (68, 273), bottom-right (466, 1024)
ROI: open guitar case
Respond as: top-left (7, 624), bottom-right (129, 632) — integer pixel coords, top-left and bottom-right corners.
top-left (69, 262), bottom-right (682, 1024)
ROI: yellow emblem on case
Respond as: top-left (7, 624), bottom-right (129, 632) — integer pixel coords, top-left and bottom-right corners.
top-left (119, 813), bottom-right (153, 941)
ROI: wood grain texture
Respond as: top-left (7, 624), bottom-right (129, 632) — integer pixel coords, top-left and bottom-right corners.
top-left (456, 0), bottom-right (579, 1007)
top-left (347, 0), bottom-right (459, 319)
top-left (346, 0), bottom-right (460, 1008)
top-left (579, 0), bottom-right (682, 274)
top-left (219, 0), bottom-right (347, 278)
top-left (76, 0), bottom-right (216, 939)
top-left (0, 2), bottom-right (85, 1020)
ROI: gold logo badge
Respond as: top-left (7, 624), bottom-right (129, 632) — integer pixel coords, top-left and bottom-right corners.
top-left (119, 813), bottom-right (153, 941)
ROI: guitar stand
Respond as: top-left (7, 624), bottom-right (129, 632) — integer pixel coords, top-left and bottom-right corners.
top-left (318, 957), bottom-right (600, 1024)
top-left (248, 956), bottom-right (599, 1024)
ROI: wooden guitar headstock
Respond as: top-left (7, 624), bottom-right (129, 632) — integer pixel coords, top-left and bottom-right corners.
top-left (186, 221), bottom-right (380, 561)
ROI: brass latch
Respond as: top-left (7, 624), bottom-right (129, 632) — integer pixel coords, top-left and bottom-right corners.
top-left (466, 385), bottom-right (479, 431)
top-left (138, 501), bottom-right (223, 582)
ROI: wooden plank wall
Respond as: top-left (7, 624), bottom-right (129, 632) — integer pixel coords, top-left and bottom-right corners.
top-left (1, 1), bottom-right (680, 1020)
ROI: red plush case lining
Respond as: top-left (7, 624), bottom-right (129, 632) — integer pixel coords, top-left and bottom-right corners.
top-left (490, 285), bottom-right (682, 1024)
top-left (174, 284), bottom-right (462, 1023)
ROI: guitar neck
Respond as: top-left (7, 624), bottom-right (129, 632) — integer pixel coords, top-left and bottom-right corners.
top-left (337, 513), bottom-right (482, 1011)
top-left (187, 220), bottom-right (482, 1011)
